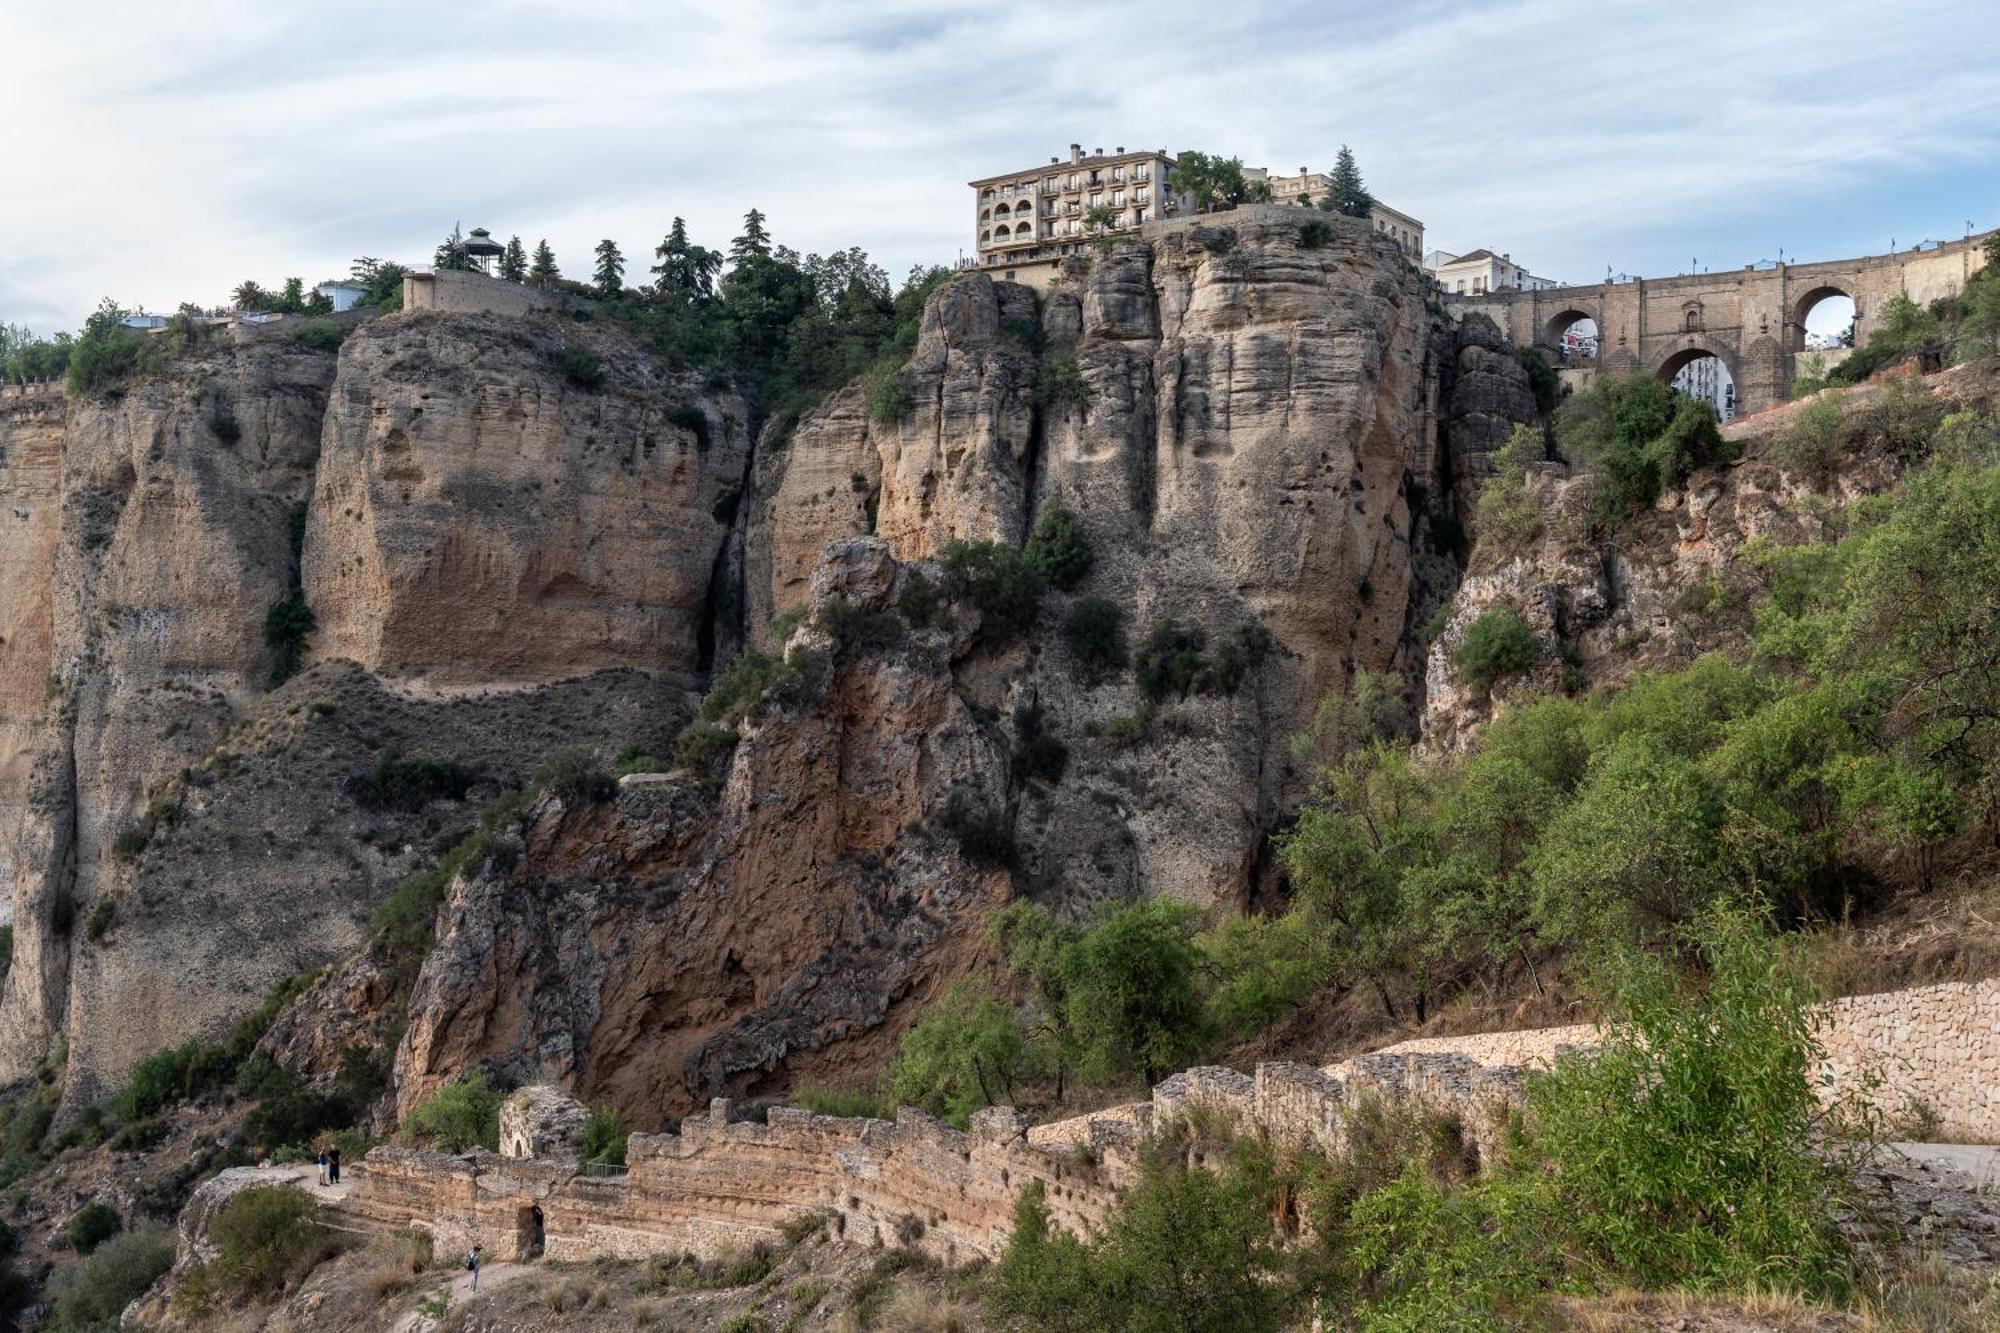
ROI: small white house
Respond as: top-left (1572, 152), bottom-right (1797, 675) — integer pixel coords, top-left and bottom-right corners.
top-left (314, 280), bottom-right (369, 313)
top-left (118, 313), bottom-right (170, 330)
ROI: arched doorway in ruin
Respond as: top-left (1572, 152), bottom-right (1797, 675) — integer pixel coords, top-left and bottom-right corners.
top-left (516, 1205), bottom-right (546, 1261)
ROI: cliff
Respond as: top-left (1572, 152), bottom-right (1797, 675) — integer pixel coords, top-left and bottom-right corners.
top-left (0, 215), bottom-right (1533, 1118)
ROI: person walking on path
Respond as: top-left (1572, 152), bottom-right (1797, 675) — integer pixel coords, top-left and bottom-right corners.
top-left (467, 1245), bottom-right (482, 1292)
top-left (327, 1145), bottom-right (341, 1185)
top-left (316, 1148), bottom-right (329, 1187)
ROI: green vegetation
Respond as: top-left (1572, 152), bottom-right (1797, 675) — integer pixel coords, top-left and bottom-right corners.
top-left (994, 913), bottom-right (1865, 1330)
top-left (1, 322), bottom-right (72, 383)
top-left (790, 1083), bottom-right (888, 1119)
top-left (580, 1106), bottom-right (628, 1167)
top-left (1517, 345), bottom-right (1560, 415)
top-left (403, 1073), bottom-right (502, 1152)
top-left (175, 1186), bottom-right (327, 1310)
top-left (1474, 424), bottom-right (1546, 546)
top-left (866, 365), bottom-right (914, 422)
top-left (1775, 391), bottom-right (1847, 479)
top-left (1450, 605), bottom-right (1539, 694)
top-left (1167, 151), bottom-right (1250, 213)
top-left (1134, 619), bottom-right (1272, 702)
top-left (592, 238), bottom-right (627, 297)
top-left (1298, 219), bottom-right (1335, 250)
top-left (940, 540), bottom-right (1043, 642)
top-left (1557, 372), bottom-right (1734, 520)
top-left (370, 790), bottom-right (528, 991)
top-left (1316, 144), bottom-right (1374, 219)
top-left (1064, 596), bottom-right (1125, 671)
top-left (1024, 504), bottom-right (1094, 590)
top-left (882, 980), bottom-right (1028, 1128)
top-left (344, 751), bottom-right (474, 811)
top-left (1011, 702), bottom-right (1068, 786)
top-left (83, 899), bottom-right (113, 944)
top-left (265, 501), bottom-right (314, 688)
top-left (670, 641), bottom-right (829, 787)
top-left (47, 1222), bottom-right (174, 1331)
top-left (292, 318), bottom-right (344, 352)
top-left (232, 277), bottom-right (333, 316)
top-left (536, 746), bottom-right (617, 805)
top-left (65, 1200), bottom-right (120, 1254)
top-left (554, 341), bottom-right (606, 391)
top-left (1032, 351), bottom-right (1092, 411)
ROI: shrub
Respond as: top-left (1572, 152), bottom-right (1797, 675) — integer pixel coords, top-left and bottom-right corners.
top-left (554, 342), bottom-right (606, 391)
top-left (1518, 346), bottom-right (1560, 416)
top-left (84, 899), bottom-right (114, 943)
top-left (180, 1185), bottom-right (326, 1306)
top-left (1024, 504), bottom-right (1093, 590)
top-left (48, 1221), bottom-right (174, 1328)
top-left (612, 746), bottom-right (667, 777)
top-left (673, 722), bottom-right (740, 788)
top-left (65, 1200), bottom-right (120, 1254)
top-left (403, 1073), bottom-right (501, 1152)
top-left (1774, 393), bottom-right (1846, 479)
top-left (1299, 219), bottom-right (1335, 249)
top-left (110, 1117), bottom-right (168, 1152)
top-left (665, 403), bottom-right (710, 450)
top-left (1011, 703), bottom-right (1068, 786)
top-left (791, 1083), bottom-right (887, 1119)
top-left (867, 367), bottom-right (915, 423)
top-left (293, 319), bottom-right (345, 352)
top-left (536, 747), bottom-right (616, 805)
top-left (940, 540), bottom-right (1042, 642)
top-left (1135, 619), bottom-right (1207, 701)
top-left (883, 980), bottom-right (1028, 1127)
top-left (1451, 606), bottom-right (1538, 694)
top-left (580, 1106), bottom-right (628, 1167)
top-left (207, 404), bottom-right (242, 444)
top-left (117, 1039), bottom-right (233, 1119)
top-left (898, 570), bottom-right (944, 627)
top-left (369, 790), bottom-right (527, 988)
top-left (1032, 351), bottom-right (1092, 411)
top-left (344, 751), bottom-right (474, 811)
top-left (1064, 596), bottom-right (1124, 671)
top-left (1475, 424), bottom-right (1547, 548)
top-left (241, 1060), bottom-right (349, 1151)
top-left (818, 597), bottom-right (903, 653)
top-left (1557, 373), bottom-right (1734, 519)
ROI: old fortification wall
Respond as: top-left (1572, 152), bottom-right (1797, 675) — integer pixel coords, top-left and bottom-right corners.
top-left (1378, 977), bottom-right (2000, 1139)
top-left (342, 1050), bottom-right (1525, 1266)
top-left (400, 268), bottom-right (559, 317)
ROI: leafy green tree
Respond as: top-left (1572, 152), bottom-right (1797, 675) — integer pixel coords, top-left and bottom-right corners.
top-left (349, 257), bottom-right (407, 310)
top-left (882, 980), bottom-right (1027, 1127)
top-left (1321, 145), bottom-right (1373, 219)
top-left (1474, 425), bottom-right (1547, 548)
top-left (232, 280), bottom-right (272, 312)
top-left (499, 235), bottom-right (527, 282)
top-left (1451, 606), bottom-right (1539, 694)
top-left (651, 217), bottom-right (723, 304)
top-left (528, 239), bottom-right (559, 283)
top-left (1168, 151), bottom-right (1249, 213)
top-left (939, 540), bottom-right (1043, 642)
top-left (403, 1073), bottom-right (501, 1152)
top-left (591, 238), bottom-right (626, 298)
top-left (1557, 373), bottom-right (1733, 517)
top-left (434, 223), bottom-right (475, 272)
top-left (1064, 596), bottom-right (1125, 670)
top-left (1024, 503), bottom-right (1093, 590)
top-left (1082, 203), bottom-right (1118, 235)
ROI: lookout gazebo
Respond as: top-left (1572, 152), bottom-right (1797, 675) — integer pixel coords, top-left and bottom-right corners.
top-left (463, 227), bottom-right (506, 276)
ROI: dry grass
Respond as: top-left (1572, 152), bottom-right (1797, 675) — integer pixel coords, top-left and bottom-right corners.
top-left (872, 1284), bottom-right (980, 1332)
top-left (1852, 1249), bottom-right (2000, 1331)
top-left (1560, 1287), bottom-right (1859, 1331)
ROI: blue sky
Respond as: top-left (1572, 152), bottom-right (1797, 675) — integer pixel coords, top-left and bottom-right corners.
top-left (4, 0), bottom-right (1998, 334)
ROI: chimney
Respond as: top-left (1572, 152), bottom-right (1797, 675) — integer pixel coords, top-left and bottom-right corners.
top-left (1115, 145), bottom-right (1124, 154)
top-left (1299, 166), bottom-right (1308, 176)
top-left (1070, 143), bottom-right (1082, 163)
top-left (1094, 146), bottom-right (1103, 156)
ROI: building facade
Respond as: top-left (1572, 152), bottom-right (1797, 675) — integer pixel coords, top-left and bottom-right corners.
top-left (1243, 167), bottom-right (1425, 258)
top-left (1427, 248), bottom-right (1559, 296)
top-left (970, 144), bottom-right (1182, 286)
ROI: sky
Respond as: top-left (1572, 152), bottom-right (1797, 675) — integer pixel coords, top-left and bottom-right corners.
top-left (4, 0), bottom-right (1999, 335)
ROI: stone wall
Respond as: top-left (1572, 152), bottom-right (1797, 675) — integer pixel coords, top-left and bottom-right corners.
top-left (1376, 977), bottom-right (2000, 1140)
top-left (401, 268), bottom-right (559, 318)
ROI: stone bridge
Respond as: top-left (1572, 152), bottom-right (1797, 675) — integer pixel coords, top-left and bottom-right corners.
top-left (1456, 229), bottom-right (1993, 414)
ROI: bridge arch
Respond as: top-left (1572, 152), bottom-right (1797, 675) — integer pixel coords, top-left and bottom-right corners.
top-left (1792, 284), bottom-right (1857, 352)
top-left (1655, 341), bottom-right (1739, 420)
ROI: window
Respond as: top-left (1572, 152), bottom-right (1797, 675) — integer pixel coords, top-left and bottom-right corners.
top-left (1113, 166), bottom-right (1125, 182)
top-left (1455, 280), bottom-right (1465, 293)
top-left (1135, 188), bottom-right (1148, 204)
top-left (1135, 164), bottom-right (1150, 180)
top-left (1135, 208), bottom-right (1147, 224)
top-left (1090, 193), bottom-right (1103, 207)
top-left (1113, 191), bottom-right (1124, 206)
top-left (1474, 277), bottom-right (1487, 294)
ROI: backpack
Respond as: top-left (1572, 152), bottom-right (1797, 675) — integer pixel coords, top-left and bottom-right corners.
top-left (466, 1253), bottom-right (476, 1270)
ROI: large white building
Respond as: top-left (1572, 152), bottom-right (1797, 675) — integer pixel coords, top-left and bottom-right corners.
top-left (1426, 248), bottom-right (1559, 296)
top-left (970, 144), bottom-right (1185, 286)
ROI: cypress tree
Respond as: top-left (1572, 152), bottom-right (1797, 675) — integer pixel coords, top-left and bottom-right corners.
top-left (500, 235), bottom-right (528, 282)
top-left (529, 239), bottom-right (559, 284)
top-left (1324, 145), bottom-right (1374, 219)
top-left (729, 208), bottom-right (772, 266)
top-left (652, 217), bottom-right (722, 303)
top-left (592, 239), bottom-right (625, 298)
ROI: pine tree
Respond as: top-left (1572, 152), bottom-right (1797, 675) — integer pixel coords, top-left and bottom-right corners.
top-left (592, 239), bottom-right (625, 298)
top-left (1324, 145), bottom-right (1374, 219)
top-left (500, 235), bottom-right (528, 283)
top-left (434, 223), bottom-right (475, 272)
top-left (729, 208), bottom-right (772, 266)
top-left (529, 239), bottom-right (559, 284)
top-left (652, 217), bottom-right (723, 303)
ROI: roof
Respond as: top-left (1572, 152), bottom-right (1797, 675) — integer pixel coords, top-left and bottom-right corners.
top-left (1439, 248), bottom-right (1497, 266)
top-left (969, 148), bottom-right (1170, 188)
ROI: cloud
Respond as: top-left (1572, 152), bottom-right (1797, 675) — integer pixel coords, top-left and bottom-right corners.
top-left (2, 0), bottom-right (1997, 330)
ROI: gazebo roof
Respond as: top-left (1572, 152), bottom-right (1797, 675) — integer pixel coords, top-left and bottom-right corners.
top-left (463, 227), bottom-right (505, 257)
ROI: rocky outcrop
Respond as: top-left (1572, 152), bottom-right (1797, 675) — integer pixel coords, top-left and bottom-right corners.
top-left (1420, 361), bottom-right (2000, 754)
top-left (305, 313), bottom-right (749, 687)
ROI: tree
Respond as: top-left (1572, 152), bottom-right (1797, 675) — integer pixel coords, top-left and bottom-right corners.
top-left (1322, 145), bottom-right (1374, 219)
top-left (1452, 606), bottom-right (1540, 694)
top-left (1024, 504), bottom-right (1094, 590)
top-left (652, 217), bottom-right (723, 304)
top-left (528, 239), bottom-right (559, 284)
top-left (499, 235), bottom-right (528, 282)
top-left (434, 223), bottom-right (475, 272)
top-left (1475, 424), bottom-right (1548, 547)
top-left (882, 980), bottom-right (1028, 1127)
top-left (403, 1073), bottom-right (501, 1151)
top-left (729, 207), bottom-right (772, 267)
top-left (232, 280), bottom-right (272, 312)
top-left (591, 238), bottom-right (625, 298)
top-left (1082, 203), bottom-right (1118, 236)
top-left (1168, 151), bottom-right (1248, 213)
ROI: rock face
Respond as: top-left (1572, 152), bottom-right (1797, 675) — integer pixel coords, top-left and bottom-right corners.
top-left (306, 313), bottom-right (748, 686)
top-left (0, 218), bottom-right (1537, 1120)
top-left (0, 314), bottom-right (739, 1108)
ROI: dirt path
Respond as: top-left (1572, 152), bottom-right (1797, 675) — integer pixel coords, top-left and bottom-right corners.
top-left (389, 1261), bottom-right (534, 1332)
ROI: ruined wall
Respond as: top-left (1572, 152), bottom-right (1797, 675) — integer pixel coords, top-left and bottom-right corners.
top-left (400, 269), bottom-right (560, 318)
top-left (1376, 977), bottom-right (2000, 1140)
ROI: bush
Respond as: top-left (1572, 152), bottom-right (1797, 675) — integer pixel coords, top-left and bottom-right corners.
top-left (554, 342), bottom-right (606, 391)
top-left (665, 402), bottom-right (710, 450)
top-left (1032, 351), bottom-right (1091, 411)
top-left (369, 791), bottom-right (526, 989)
top-left (403, 1073), bottom-right (502, 1152)
top-left (48, 1221), bottom-right (174, 1329)
top-left (343, 752), bottom-right (473, 811)
top-left (84, 899), bottom-right (114, 943)
top-left (240, 1060), bottom-right (349, 1151)
top-left (1557, 373), bottom-right (1734, 519)
top-left (883, 980), bottom-right (1028, 1128)
top-left (293, 319), bottom-right (345, 352)
top-left (207, 404), bottom-right (242, 443)
top-left (1475, 424), bottom-right (1547, 547)
top-left (1518, 347), bottom-right (1560, 416)
top-left (65, 1200), bottom-right (120, 1254)
top-left (1064, 596), bottom-right (1125, 671)
top-left (867, 367), bottom-right (915, 423)
top-left (673, 722), bottom-right (740, 788)
top-left (939, 801), bottom-right (1015, 868)
top-left (179, 1186), bottom-right (326, 1306)
top-left (1135, 619), bottom-right (1207, 701)
top-left (264, 595), bottom-right (315, 688)
top-left (1299, 219), bottom-right (1335, 249)
top-left (118, 1039), bottom-right (233, 1119)
top-left (898, 571), bottom-right (944, 627)
top-left (1011, 703), bottom-right (1068, 786)
top-left (612, 746), bottom-right (666, 777)
top-left (1774, 392), bottom-right (1846, 479)
top-left (790, 1083), bottom-right (887, 1119)
top-left (1024, 504), bottom-right (1093, 590)
top-left (536, 747), bottom-right (616, 805)
top-left (580, 1106), bottom-right (628, 1167)
top-left (1451, 606), bottom-right (1538, 694)
top-left (940, 540), bottom-right (1043, 643)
